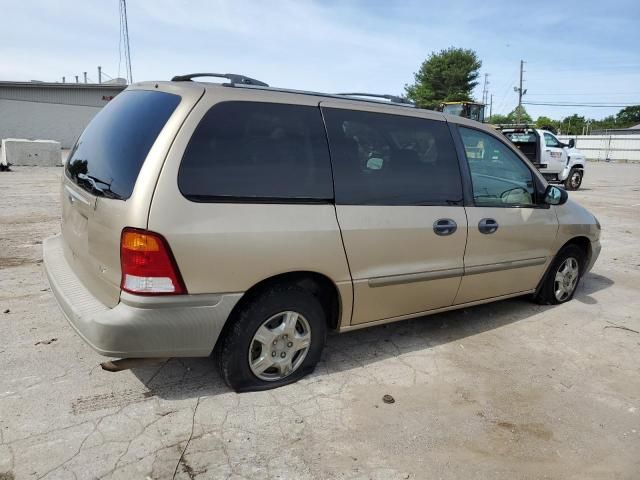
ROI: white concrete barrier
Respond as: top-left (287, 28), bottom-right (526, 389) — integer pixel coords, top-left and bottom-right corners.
top-left (1, 138), bottom-right (62, 167)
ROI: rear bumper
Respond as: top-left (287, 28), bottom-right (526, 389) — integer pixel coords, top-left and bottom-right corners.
top-left (43, 235), bottom-right (242, 358)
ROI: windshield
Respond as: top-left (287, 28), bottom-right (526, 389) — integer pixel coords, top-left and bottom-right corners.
top-left (442, 104), bottom-right (464, 116)
top-left (66, 90), bottom-right (180, 200)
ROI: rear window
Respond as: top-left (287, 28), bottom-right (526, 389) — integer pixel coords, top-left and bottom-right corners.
top-left (178, 102), bottom-right (333, 202)
top-left (66, 90), bottom-right (180, 199)
top-left (504, 131), bottom-right (537, 143)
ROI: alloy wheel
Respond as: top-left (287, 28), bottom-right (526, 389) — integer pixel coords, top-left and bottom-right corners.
top-left (248, 311), bottom-right (311, 381)
top-left (554, 257), bottom-right (580, 301)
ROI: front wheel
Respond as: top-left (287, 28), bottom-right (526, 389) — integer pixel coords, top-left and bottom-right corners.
top-left (217, 285), bottom-right (327, 392)
top-left (535, 245), bottom-right (585, 305)
top-left (564, 168), bottom-right (583, 190)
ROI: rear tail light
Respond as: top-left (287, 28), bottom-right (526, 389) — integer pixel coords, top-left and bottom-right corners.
top-left (120, 228), bottom-right (186, 295)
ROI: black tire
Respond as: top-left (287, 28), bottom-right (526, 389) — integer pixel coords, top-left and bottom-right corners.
top-left (218, 285), bottom-right (327, 392)
top-left (535, 245), bottom-right (586, 305)
top-left (564, 168), bottom-right (583, 190)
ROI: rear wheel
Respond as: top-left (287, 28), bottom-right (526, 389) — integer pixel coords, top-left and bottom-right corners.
top-left (535, 245), bottom-right (585, 305)
top-left (564, 168), bottom-right (583, 190)
top-left (218, 285), bottom-right (327, 392)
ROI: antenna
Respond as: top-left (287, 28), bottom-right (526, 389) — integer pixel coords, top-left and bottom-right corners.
top-left (119, 0), bottom-right (133, 83)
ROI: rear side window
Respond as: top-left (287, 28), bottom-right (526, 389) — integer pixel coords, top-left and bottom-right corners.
top-left (66, 90), bottom-right (180, 199)
top-left (322, 108), bottom-right (463, 205)
top-left (178, 102), bottom-right (333, 201)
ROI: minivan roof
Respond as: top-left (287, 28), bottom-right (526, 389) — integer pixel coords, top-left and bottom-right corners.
top-left (129, 79), bottom-right (495, 129)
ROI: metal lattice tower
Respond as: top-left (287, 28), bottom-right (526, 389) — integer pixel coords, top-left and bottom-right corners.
top-left (119, 0), bottom-right (133, 84)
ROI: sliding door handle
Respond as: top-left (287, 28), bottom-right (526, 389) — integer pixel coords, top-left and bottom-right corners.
top-left (433, 218), bottom-right (457, 236)
top-left (478, 218), bottom-right (499, 234)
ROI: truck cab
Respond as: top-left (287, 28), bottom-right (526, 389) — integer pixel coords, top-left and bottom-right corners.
top-left (500, 127), bottom-right (586, 190)
top-left (437, 102), bottom-right (485, 123)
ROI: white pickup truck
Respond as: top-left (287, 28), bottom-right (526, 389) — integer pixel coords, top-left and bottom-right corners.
top-left (500, 127), bottom-right (587, 190)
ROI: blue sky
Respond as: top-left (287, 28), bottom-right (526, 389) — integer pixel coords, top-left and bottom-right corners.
top-left (2, 0), bottom-right (639, 119)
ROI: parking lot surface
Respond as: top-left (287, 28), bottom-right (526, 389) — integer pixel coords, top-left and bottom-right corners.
top-left (1, 163), bottom-right (638, 479)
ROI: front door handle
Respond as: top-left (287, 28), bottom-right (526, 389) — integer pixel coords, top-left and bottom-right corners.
top-left (478, 218), bottom-right (499, 234)
top-left (433, 218), bottom-right (457, 236)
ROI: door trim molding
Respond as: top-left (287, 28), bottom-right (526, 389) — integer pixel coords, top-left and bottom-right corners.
top-left (368, 267), bottom-right (464, 288)
top-left (366, 257), bottom-right (546, 288)
top-left (464, 257), bottom-right (547, 276)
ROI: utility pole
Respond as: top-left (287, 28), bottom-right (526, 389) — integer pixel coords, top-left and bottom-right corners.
top-left (83, 72), bottom-right (88, 84)
top-left (489, 94), bottom-right (493, 121)
top-left (482, 73), bottom-right (489, 105)
top-left (98, 66), bottom-right (102, 84)
top-left (514, 60), bottom-right (527, 123)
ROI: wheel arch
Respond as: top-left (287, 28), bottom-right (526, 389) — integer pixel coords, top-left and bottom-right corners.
top-left (213, 271), bottom-right (343, 354)
top-left (535, 235), bottom-right (592, 295)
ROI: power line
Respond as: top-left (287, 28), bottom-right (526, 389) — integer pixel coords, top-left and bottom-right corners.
top-left (526, 92), bottom-right (640, 96)
top-left (495, 70), bottom-right (520, 115)
top-left (523, 101), bottom-right (638, 107)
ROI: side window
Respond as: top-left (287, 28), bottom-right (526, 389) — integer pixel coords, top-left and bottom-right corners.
top-left (459, 127), bottom-right (536, 207)
top-left (322, 108), bottom-right (463, 205)
top-left (544, 132), bottom-right (561, 148)
top-left (178, 102), bottom-right (333, 200)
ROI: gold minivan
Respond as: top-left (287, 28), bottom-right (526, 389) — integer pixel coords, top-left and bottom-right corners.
top-left (44, 73), bottom-right (601, 391)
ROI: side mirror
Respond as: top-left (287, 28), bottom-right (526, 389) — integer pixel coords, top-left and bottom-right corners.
top-left (544, 185), bottom-right (568, 205)
top-left (567, 139), bottom-right (575, 148)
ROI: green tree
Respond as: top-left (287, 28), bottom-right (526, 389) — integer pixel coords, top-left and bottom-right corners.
top-left (616, 105), bottom-right (640, 127)
top-left (506, 105), bottom-right (532, 124)
top-left (405, 47), bottom-right (482, 109)
top-left (535, 116), bottom-right (558, 133)
top-left (487, 114), bottom-right (509, 125)
top-left (560, 114), bottom-right (586, 135)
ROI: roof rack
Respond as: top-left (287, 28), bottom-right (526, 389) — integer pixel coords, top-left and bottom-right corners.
top-left (171, 73), bottom-right (269, 87)
top-left (336, 92), bottom-right (414, 106)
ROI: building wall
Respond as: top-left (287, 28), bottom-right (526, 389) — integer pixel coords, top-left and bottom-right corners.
top-left (0, 83), bottom-right (125, 148)
top-left (0, 98), bottom-right (101, 148)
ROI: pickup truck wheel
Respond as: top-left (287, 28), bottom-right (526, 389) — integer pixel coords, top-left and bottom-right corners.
top-left (535, 245), bottom-right (585, 305)
top-left (217, 285), bottom-right (327, 392)
top-left (564, 168), bottom-right (583, 190)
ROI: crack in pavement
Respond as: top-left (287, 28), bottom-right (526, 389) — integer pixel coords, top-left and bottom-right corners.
top-left (172, 397), bottom-right (200, 480)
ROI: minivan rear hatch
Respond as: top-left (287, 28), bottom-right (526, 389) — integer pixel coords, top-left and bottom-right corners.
top-left (61, 83), bottom-right (204, 307)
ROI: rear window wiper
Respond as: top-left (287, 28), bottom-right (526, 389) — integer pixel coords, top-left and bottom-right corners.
top-left (76, 173), bottom-right (124, 200)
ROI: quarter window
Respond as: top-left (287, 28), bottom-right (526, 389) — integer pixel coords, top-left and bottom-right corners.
top-left (322, 108), bottom-right (463, 205)
top-left (459, 127), bottom-right (536, 207)
top-left (178, 102), bottom-right (333, 201)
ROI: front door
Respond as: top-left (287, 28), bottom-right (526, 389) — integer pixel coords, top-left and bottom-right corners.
top-left (541, 131), bottom-right (568, 173)
top-left (455, 126), bottom-right (559, 304)
top-left (321, 102), bottom-right (468, 324)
